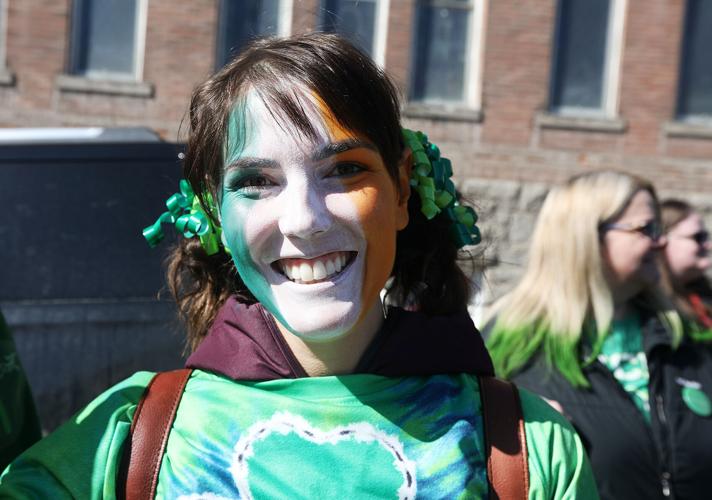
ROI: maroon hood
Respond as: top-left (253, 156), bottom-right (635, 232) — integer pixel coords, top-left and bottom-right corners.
top-left (186, 296), bottom-right (494, 380)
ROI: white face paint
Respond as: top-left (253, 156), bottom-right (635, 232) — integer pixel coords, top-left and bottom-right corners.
top-left (220, 90), bottom-right (406, 341)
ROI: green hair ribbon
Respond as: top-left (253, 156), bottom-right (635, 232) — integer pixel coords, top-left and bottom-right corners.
top-left (402, 128), bottom-right (481, 248)
top-left (142, 179), bottom-right (224, 255)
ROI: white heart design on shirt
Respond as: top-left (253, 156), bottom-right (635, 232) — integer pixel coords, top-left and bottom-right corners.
top-left (229, 411), bottom-right (417, 500)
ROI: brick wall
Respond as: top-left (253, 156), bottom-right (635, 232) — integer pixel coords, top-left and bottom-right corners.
top-left (482, 0), bottom-right (557, 146)
top-left (1, 0), bottom-right (710, 306)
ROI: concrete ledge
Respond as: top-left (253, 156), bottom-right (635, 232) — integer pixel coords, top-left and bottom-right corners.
top-left (0, 67), bottom-right (15, 86)
top-left (536, 112), bottom-right (627, 133)
top-left (403, 103), bottom-right (483, 123)
top-left (56, 74), bottom-right (154, 98)
top-left (1, 299), bottom-right (176, 326)
top-left (664, 121), bottom-right (712, 140)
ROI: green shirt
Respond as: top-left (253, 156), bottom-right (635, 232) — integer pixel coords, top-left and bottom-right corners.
top-left (0, 311), bottom-right (41, 471)
top-left (0, 370), bottom-right (597, 499)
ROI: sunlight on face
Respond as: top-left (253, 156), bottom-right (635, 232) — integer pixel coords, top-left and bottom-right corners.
top-left (665, 212), bottom-right (711, 286)
top-left (601, 190), bottom-right (664, 302)
top-left (220, 90), bottom-right (408, 341)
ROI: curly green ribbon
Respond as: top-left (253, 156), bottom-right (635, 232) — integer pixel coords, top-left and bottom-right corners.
top-left (402, 128), bottom-right (482, 248)
top-left (144, 132), bottom-right (481, 253)
top-left (142, 179), bottom-right (224, 255)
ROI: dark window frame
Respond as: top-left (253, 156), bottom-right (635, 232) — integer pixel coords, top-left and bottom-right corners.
top-left (675, 0), bottom-right (712, 123)
top-left (408, 0), bottom-right (477, 105)
top-left (215, 0), bottom-right (286, 70)
top-left (67, 0), bottom-right (144, 81)
top-left (318, 0), bottom-right (380, 58)
top-left (548, 0), bottom-right (614, 117)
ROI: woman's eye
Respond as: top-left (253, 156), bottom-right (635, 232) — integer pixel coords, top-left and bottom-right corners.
top-left (240, 176), bottom-right (273, 188)
top-left (328, 162), bottom-right (365, 177)
top-left (227, 175), bottom-right (276, 194)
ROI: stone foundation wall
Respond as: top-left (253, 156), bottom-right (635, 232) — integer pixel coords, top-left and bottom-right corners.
top-left (461, 176), bottom-right (712, 328)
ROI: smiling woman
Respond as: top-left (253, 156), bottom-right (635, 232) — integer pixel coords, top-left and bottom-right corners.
top-left (219, 91), bottom-right (408, 347)
top-left (0, 34), bottom-right (597, 499)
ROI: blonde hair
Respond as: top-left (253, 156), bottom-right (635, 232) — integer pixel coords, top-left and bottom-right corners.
top-left (486, 170), bottom-right (682, 386)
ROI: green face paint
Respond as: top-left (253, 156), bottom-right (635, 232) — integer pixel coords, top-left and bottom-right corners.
top-left (220, 92), bottom-right (376, 341)
top-left (221, 100), bottom-right (287, 329)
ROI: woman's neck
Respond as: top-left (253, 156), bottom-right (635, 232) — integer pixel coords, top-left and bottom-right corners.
top-left (275, 301), bottom-right (385, 377)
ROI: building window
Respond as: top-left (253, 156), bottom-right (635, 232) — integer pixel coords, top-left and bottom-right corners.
top-left (549, 0), bottom-right (626, 117)
top-left (677, 0), bottom-right (712, 124)
top-left (319, 0), bottom-right (389, 64)
top-left (409, 0), bottom-right (485, 107)
top-left (216, 0), bottom-right (292, 68)
top-left (69, 0), bottom-right (148, 81)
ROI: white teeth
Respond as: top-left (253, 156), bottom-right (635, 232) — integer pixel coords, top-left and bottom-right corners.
top-left (312, 260), bottom-right (327, 280)
top-left (299, 262), bottom-right (313, 282)
top-left (278, 252), bottom-right (352, 284)
top-left (282, 263), bottom-right (293, 280)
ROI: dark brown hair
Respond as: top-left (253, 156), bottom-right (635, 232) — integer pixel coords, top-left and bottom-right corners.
top-left (168, 33), bottom-right (472, 351)
top-left (661, 199), bottom-right (694, 234)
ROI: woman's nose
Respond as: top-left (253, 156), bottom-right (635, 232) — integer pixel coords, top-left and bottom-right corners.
top-left (278, 180), bottom-right (333, 239)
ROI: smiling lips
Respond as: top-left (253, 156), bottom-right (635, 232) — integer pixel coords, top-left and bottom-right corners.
top-left (276, 251), bottom-right (354, 284)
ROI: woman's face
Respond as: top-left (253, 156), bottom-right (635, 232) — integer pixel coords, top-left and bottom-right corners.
top-left (601, 190), bottom-right (666, 303)
top-left (664, 212), bottom-right (711, 286)
top-left (219, 91), bottom-right (409, 341)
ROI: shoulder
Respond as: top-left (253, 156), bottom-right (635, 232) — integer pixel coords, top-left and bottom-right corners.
top-left (511, 355), bottom-right (579, 404)
top-left (518, 387), bottom-right (599, 500)
top-left (79, 370), bottom-right (156, 418)
top-left (0, 371), bottom-right (155, 498)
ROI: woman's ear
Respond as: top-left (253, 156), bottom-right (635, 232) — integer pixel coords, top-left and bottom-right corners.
top-left (396, 148), bottom-right (412, 230)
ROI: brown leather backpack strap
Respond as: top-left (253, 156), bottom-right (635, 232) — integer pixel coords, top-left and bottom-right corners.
top-left (117, 368), bottom-right (193, 500)
top-left (479, 376), bottom-right (530, 500)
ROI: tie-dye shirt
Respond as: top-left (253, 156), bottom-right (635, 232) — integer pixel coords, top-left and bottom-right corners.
top-left (0, 370), bottom-right (596, 499)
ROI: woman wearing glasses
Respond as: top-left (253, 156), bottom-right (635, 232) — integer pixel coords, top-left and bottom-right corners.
top-left (661, 199), bottom-right (712, 331)
top-left (485, 170), bottom-right (712, 500)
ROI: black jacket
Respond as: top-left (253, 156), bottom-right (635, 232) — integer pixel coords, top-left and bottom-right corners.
top-left (512, 314), bottom-right (712, 500)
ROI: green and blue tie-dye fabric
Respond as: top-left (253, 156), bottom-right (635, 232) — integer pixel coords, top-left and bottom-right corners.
top-left (598, 314), bottom-right (651, 423)
top-left (156, 372), bottom-right (488, 499)
top-left (0, 370), bottom-right (597, 499)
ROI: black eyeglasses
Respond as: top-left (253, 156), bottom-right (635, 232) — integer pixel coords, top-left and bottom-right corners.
top-left (600, 220), bottom-right (663, 241)
top-left (686, 231), bottom-right (709, 246)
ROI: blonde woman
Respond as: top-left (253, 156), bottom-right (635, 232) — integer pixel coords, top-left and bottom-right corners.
top-left (486, 170), bottom-right (712, 500)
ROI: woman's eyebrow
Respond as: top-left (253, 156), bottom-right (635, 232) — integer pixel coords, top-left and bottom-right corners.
top-left (225, 157), bottom-right (279, 172)
top-left (311, 139), bottom-right (377, 162)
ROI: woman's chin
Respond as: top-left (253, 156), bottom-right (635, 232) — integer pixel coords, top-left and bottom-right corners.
top-left (277, 303), bottom-right (361, 343)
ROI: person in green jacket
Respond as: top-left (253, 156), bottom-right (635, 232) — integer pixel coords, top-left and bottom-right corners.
top-left (0, 310), bottom-right (41, 471)
top-left (0, 33), bottom-right (597, 499)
